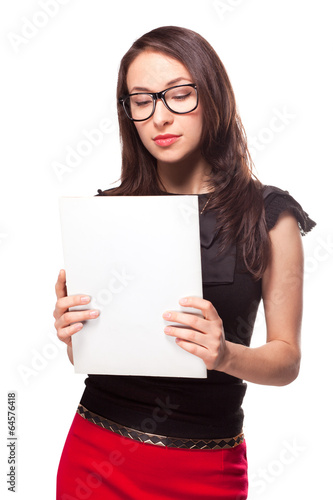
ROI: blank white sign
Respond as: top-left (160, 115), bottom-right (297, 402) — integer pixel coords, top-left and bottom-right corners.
top-left (59, 195), bottom-right (207, 378)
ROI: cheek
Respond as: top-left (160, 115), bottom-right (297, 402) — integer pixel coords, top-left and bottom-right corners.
top-left (185, 103), bottom-right (204, 137)
top-left (134, 124), bottom-right (151, 148)
top-left (185, 115), bottom-right (203, 144)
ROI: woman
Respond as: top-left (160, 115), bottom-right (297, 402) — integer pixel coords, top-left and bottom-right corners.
top-left (54, 26), bottom-right (316, 499)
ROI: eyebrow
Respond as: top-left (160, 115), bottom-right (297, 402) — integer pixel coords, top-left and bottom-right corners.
top-left (129, 77), bottom-right (191, 93)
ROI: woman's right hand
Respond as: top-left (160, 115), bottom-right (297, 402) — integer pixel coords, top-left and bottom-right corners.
top-left (53, 269), bottom-right (100, 363)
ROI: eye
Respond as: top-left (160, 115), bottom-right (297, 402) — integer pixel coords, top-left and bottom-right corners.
top-left (166, 86), bottom-right (196, 102)
top-left (172, 91), bottom-right (191, 101)
top-left (131, 95), bottom-right (152, 107)
top-left (135, 100), bottom-right (151, 107)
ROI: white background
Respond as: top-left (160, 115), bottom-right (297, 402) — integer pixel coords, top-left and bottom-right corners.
top-left (0, 0), bottom-right (332, 498)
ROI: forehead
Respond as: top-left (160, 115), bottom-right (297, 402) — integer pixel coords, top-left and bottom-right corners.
top-left (126, 50), bottom-right (192, 92)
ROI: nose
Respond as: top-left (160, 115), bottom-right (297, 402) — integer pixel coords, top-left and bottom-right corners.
top-left (152, 98), bottom-right (174, 127)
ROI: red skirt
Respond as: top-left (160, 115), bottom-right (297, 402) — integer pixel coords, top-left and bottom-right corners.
top-left (57, 412), bottom-right (248, 500)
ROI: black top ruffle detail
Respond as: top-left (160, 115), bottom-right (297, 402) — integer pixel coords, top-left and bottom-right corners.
top-left (263, 185), bottom-right (316, 235)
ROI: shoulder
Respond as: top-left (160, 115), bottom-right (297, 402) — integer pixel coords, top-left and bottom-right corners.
top-left (262, 184), bottom-right (316, 236)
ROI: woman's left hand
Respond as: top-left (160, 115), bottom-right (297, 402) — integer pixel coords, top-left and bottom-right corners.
top-left (163, 297), bottom-right (227, 371)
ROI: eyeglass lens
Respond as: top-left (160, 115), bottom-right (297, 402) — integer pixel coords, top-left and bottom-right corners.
top-left (124, 85), bottom-right (197, 121)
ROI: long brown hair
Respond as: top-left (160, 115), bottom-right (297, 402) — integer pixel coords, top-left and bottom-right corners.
top-left (102, 26), bottom-right (270, 280)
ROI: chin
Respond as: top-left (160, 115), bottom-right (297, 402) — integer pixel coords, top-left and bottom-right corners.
top-left (154, 150), bottom-right (191, 166)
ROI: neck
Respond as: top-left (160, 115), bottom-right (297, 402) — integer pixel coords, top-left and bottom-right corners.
top-left (156, 152), bottom-right (213, 195)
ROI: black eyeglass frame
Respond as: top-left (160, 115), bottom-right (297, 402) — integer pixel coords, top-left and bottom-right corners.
top-left (119, 83), bottom-right (198, 122)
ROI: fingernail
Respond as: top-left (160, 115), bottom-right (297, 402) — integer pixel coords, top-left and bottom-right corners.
top-left (89, 310), bottom-right (100, 318)
top-left (81, 296), bottom-right (90, 304)
top-left (163, 312), bottom-right (171, 319)
top-left (179, 298), bottom-right (188, 305)
top-left (74, 323), bottom-right (83, 331)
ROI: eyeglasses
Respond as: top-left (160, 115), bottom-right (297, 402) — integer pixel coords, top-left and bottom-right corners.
top-left (119, 84), bottom-right (198, 122)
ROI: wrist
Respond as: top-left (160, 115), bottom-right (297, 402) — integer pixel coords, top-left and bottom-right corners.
top-left (217, 340), bottom-right (233, 373)
top-left (216, 341), bottom-right (248, 375)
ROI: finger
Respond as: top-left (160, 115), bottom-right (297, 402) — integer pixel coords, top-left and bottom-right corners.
top-left (57, 322), bottom-right (83, 345)
top-left (55, 269), bottom-right (67, 300)
top-left (174, 336), bottom-right (207, 359)
top-left (175, 337), bottom-right (221, 371)
top-left (53, 294), bottom-right (91, 319)
top-left (55, 308), bottom-right (100, 330)
top-left (162, 310), bottom-right (208, 333)
top-left (164, 325), bottom-right (208, 349)
top-left (178, 297), bottom-right (220, 322)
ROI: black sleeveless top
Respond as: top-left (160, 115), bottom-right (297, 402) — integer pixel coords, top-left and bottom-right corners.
top-left (79, 185), bottom-right (316, 438)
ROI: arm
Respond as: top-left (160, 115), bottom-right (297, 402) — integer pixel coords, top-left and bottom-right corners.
top-left (163, 211), bottom-right (304, 386)
top-left (219, 212), bottom-right (303, 386)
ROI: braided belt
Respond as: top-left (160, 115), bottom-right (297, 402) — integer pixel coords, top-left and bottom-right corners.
top-left (77, 404), bottom-right (244, 451)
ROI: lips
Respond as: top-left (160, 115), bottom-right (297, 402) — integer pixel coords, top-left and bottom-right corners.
top-left (153, 134), bottom-right (181, 147)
